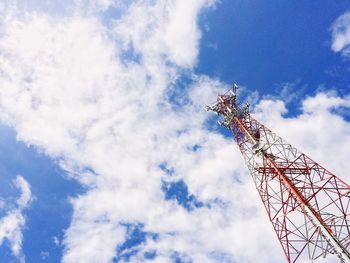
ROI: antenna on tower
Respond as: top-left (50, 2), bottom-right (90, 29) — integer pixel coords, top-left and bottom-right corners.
top-left (207, 83), bottom-right (350, 263)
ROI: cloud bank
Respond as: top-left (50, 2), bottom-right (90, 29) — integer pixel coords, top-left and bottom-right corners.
top-left (0, 1), bottom-right (349, 263)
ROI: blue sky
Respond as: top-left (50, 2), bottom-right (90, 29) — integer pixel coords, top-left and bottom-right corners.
top-left (0, 1), bottom-right (350, 263)
top-left (0, 126), bottom-right (83, 262)
top-left (199, 1), bottom-right (350, 90)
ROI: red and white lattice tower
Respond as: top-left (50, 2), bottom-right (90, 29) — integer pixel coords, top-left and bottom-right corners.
top-left (206, 84), bottom-right (350, 263)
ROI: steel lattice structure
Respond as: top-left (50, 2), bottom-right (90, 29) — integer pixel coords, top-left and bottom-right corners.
top-left (206, 84), bottom-right (350, 263)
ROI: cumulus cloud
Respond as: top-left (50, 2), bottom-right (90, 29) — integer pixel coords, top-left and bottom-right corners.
top-left (0, 175), bottom-right (33, 262)
top-left (112, 0), bottom-right (216, 68)
top-left (331, 11), bottom-right (350, 57)
top-left (0, 1), bottom-right (349, 263)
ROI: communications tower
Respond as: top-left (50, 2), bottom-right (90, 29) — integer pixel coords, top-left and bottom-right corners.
top-left (206, 84), bottom-right (350, 263)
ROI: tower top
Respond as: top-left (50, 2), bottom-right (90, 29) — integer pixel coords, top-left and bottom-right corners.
top-left (205, 83), bottom-right (250, 127)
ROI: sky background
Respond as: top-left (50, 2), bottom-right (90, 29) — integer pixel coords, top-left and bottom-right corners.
top-left (1, 1), bottom-right (350, 263)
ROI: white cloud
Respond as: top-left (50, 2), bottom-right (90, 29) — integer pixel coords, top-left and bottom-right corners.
top-left (52, 235), bottom-right (60, 247)
top-left (40, 251), bottom-right (50, 260)
top-left (331, 11), bottom-right (350, 57)
top-left (112, 0), bottom-right (216, 68)
top-left (0, 175), bottom-right (33, 262)
top-left (14, 175), bottom-right (33, 209)
top-left (0, 1), bottom-right (349, 263)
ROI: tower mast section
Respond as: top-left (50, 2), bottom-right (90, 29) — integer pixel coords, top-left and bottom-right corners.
top-left (206, 84), bottom-right (350, 263)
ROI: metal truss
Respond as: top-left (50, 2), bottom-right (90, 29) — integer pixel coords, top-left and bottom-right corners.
top-left (206, 84), bottom-right (350, 263)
